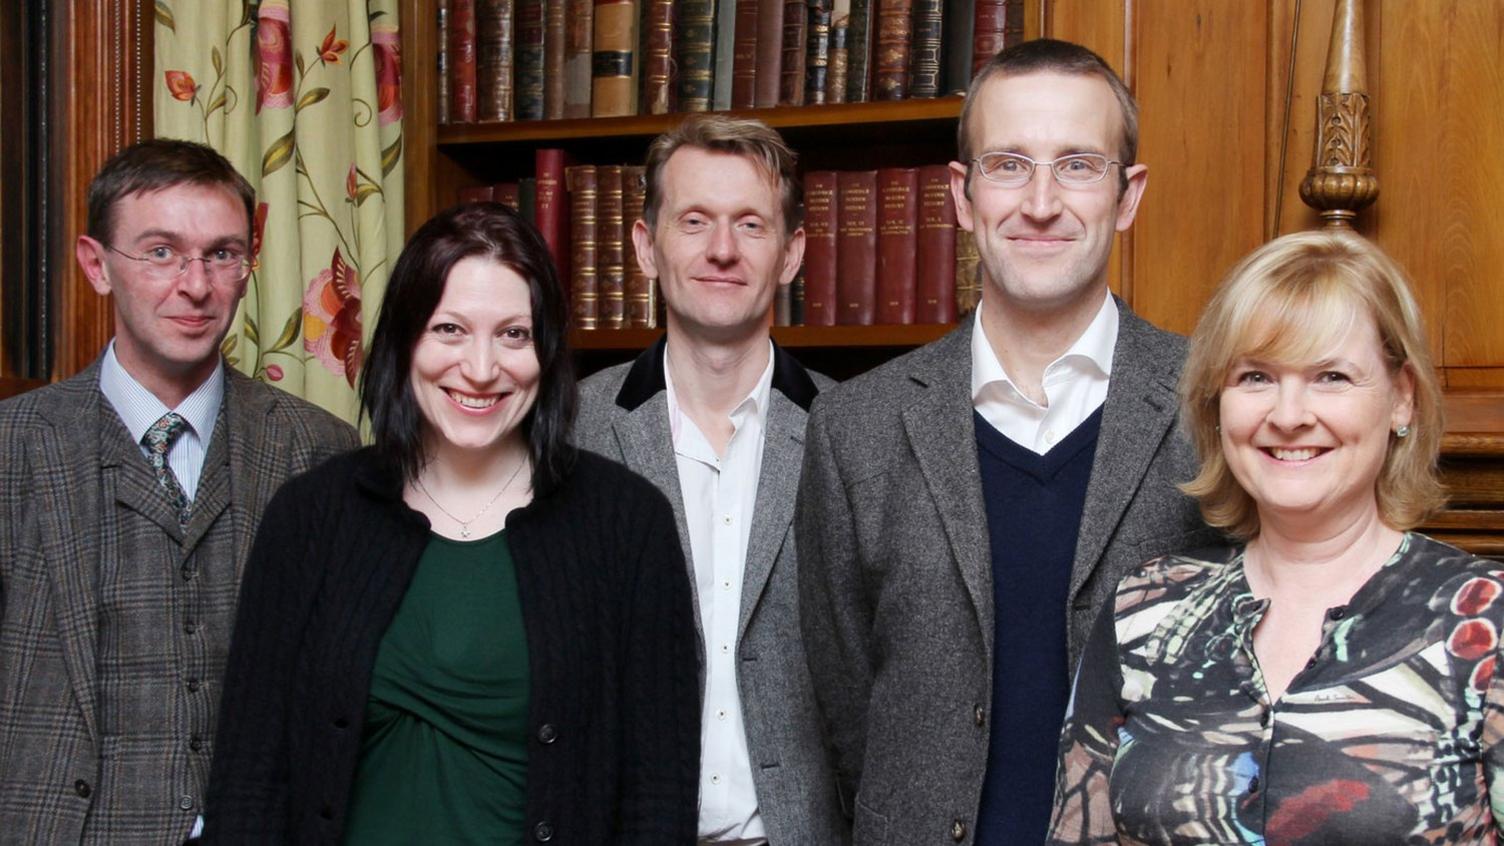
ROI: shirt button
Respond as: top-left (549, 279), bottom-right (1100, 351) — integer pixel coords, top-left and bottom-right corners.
top-left (533, 820), bottom-right (554, 841)
top-left (722, 514), bottom-right (732, 526)
top-left (973, 705), bottom-right (986, 727)
top-left (537, 724), bottom-right (558, 744)
top-left (186, 678), bottom-right (201, 693)
top-left (179, 795), bottom-right (194, 811)
top-left (722, 580), bottom-right (732, 590)
top-left (1043, 429), bottom-right (1057, 446)
top-left (74, 779), bottom-right (91, 798)
top-left (951, 819), bottom-right (968, 841)
top-left (716, 709), bottom-right (727, 720)
top-left (720, 643), bottom-right (730, 654)
top-left (181, 565), bottom-right (195, 581)
top-left (710, 774), bottom-right (721, 785)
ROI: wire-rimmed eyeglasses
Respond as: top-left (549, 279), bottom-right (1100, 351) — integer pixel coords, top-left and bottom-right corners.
top-left (972, 152), bottom-right (1122, 188)
top-left (104, 244), bottom-right (253, 283)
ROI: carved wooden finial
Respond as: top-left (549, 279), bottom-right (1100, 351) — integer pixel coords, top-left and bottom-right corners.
top-left (1299, 0), bottom-right (1378, 228)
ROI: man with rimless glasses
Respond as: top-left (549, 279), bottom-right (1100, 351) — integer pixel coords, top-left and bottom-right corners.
top-left (796, 39), bottom-right (1215, 843)
top-left (0, 139), bottom-right (355, 842)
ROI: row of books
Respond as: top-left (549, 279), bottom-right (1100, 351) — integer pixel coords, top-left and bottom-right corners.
top-left (455, 152), bottom-right (985, 329)
top-left (437, 0), bottom-right (1025, 122)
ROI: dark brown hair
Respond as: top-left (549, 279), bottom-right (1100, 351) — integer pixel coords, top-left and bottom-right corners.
top-left (87, 138), bottom-right (256, 243)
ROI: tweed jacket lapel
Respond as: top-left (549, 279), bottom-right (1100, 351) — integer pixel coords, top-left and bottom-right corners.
top-left (1068, 304), bottom-right (1183, 599)
top-left (900, 323), bottom-right (994, 661)
top-left (219, 369), bottom-right (280, 581)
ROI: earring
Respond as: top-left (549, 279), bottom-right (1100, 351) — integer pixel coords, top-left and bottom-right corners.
top-left (1395, 424), bottom-right (1411, 438)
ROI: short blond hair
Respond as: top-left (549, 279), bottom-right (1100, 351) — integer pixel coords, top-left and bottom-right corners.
top-left (1179, 230), bottom-right (1445, 538)
top-left (641, 113), bottom-right (801, 234)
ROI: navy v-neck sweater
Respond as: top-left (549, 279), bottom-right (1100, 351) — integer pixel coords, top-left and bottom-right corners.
top-left (972, 407), bottom-right (1103, 845)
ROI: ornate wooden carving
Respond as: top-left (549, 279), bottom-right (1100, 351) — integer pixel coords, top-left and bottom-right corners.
top-left (1298, 0), bottom-right (1378, 228)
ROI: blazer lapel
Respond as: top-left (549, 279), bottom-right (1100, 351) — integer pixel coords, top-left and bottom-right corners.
top-left (222, 370), bottom-right (278, 580)
top-left (737, 391), bottom-right (803, 641)
top-left (900, 325), bottom-right (994, 662)
top-left (1069, 308), bottom-right (1182, 598)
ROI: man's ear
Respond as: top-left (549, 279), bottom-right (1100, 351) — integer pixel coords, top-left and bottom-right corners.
top-left (77, 235), bottom-right (114, 296)
top-left (1114, 163), bottom-right (1148, 232)
top-left (630, 218), bottom-right (658, 281)
top-left (779, 227), bottom-right (806, 287)
top-left (948, 160), bottom-right (975, 233)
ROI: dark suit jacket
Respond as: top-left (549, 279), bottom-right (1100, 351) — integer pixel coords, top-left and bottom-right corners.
top-left (576, 338), bottom-right (850, 846)
top-left (0, 360), bottom-right (357, 844)
top-left (795, 306), bottom-right (1219, 844)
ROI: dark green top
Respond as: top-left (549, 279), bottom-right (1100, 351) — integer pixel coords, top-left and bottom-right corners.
top-left (342, 530), bottom-right (530, 845)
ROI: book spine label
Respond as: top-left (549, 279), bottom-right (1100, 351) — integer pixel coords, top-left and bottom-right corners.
top-left (871, 0), bottom-right (910, 100)
top-left (597, 165), bottom-right (627, 329)
top-left (843, 0), bottom-right (873, 102)
top-left (825, 20), bottom-right (848, 103)
top-left (941, 0), bottom-right (974, 94)
top-left (804, 0), bottom-right (831, 105)
top-left (450, 0), bottom-right (479, 122)
top-left (754, 0), bottom-right (785, 107)
top-left (802, 171), bottom-right (839, 326)
top-left (836, 170), bottom-right (878, 325)
top-left (909, 0), bottom-right (941, 98)
top-left (567, 165), bottom-right (600, 329)
top-left (779, 0), bottom-right (807, 105)
top-left (676, 0), bottom-right (715, 111)
top-left (731, 0), bottom-right (760, 108)
top-left (476, 0), bottom-right (516, 122)
top-left (954, 226), bottom-right (981, 315)
top-left (438, 0), bottom-right (453, 123)
top-left (915, 164), bottom-right (957, 323)
top-left (641, 0), bottom-right (675, 114)
top-left (544, 0), bottom-right (568, 117)
top-left (622, 166), bottom-right (656, 328)
top-left (535, 148), bottom-right (571, 284)
top-left (592, 0), bottom-right (640, 116)
top-left (516, 0), bottom-right (547, 119)
top-left (564, 0), bottom-right (594, 116)
top-left (876, 168), bottom-right (917, 324)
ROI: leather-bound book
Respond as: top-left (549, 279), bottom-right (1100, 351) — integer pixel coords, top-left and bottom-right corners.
top-left (495, 182), bottom-right (522, 210)
top-left (954, 226), bottom-right (981, 315)
top-left (519, 177), bottom-right (538, 225)
top-left (640, 0), bottom-right (675, 114)
top-left (712, 0), bottom-right (738, 109)
top-left (778, 0), bottom-right (806, 105)
top-left (941, 0), bottom-right (974, 94)
top-left (876, 168), bottom-right (917, 324)
top-left (909, 0), bottom-right (941, 98)
top-left (476, 0), bottom-right (515, 122)
top-left (450, 0), bottom-right (479, 122)
top-left (915, 164), bottom-right (957, 323)
top-left (836, 170), bottom-right (878, 325)
top-left (676, 0), bottom-right (715, 111)
top-left (535, 148), bottom-right (571, 284)
top-left (597, 165), bottom-right (627, 329)
top-left (544, 0), bottom-right (567, 116)
top-left (843, 0), bottom-right (873, 102)
top-left (592, 0), bottom-right (639, 116)
top-left (566, 165), bottom-right (600, 329)
top-left (731, 0), bottom-right (759, 108)
top-left (972, 0), bottom-right (1021, 74)
top-left (775, 282), bottom-right (793, 326)
top-left (438, 0), bottom-right (453, 123)
top-left (791, 272), bottom-right (805, 325)
top-left (801, 171), bottom-right (838, 326)
top-left (516, 0), bottom-right (546, 119)
top-left (753, 0), bottom-right (785, 107)
top-left (825, 17), bottom-right (848, 103)
top-left (804, 0), bottom-right (831, 104)
top-left (871, 0), bottom-right (911, 100)
top-left (622, 165), bottom-right (656, 328)
top-left (458, 185), bottom-right (496, 203)
top-left (564, 0), bottom-right (594, 117)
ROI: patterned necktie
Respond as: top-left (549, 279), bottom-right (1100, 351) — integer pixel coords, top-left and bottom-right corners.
top-left (142, 412), bottom-right (191, 526)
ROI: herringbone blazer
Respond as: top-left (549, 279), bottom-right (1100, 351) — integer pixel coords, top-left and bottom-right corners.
top-left (795, 305), bottom-right (1221, 844)
top-left (576, 338), bottom-right (850, 846)
top-left (0, 360), bottom-right (357, 844)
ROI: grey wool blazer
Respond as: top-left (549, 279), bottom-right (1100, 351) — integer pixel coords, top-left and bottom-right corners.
top-left (576, 337), bottom-right (850, 846)
top-left (795, 304), bottom-right (1219, 845)
top-left (0, 360), bottom-right (357, 844)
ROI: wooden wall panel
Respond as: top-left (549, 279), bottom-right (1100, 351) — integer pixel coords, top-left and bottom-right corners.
top-left (1129, 1), bottom-right (1267, 336)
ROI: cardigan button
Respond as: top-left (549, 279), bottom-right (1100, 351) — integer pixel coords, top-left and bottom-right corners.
top-left (951, 819), bottom-right (967, 841)
top-left (74, 779), bottom-right (91, 799)
top-left (973, 705), bottom-right (986, 728)
top-left (533, 820), bottom-right (554, 841)
top-left (537, 723), bottom-right (558, 744)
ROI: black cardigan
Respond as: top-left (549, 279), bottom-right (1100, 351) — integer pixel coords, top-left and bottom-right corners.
top-left (203, 447), bottom-right (700, 844)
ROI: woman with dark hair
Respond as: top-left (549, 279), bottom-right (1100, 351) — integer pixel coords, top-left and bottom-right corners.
top-left (203, 203), bottom-right (699, 844)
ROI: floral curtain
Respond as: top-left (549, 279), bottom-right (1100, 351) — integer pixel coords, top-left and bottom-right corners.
top-left (154, 0), bottom-right (404, 423)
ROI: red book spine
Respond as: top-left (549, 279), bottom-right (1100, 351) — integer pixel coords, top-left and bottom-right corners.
top-left (495, 182), bottom-right (522, 211)
top-left (915, 164), bottom-right (957, 323)
top-left (778, 0), bottom-right (807, 105)
top-left (458, 185), bottom-right (496, 203)
top-left (754, 0), bottom-right (784, 107)
top-left (836, 170), bottom-right (878, 325)
top-left (971, 0), bottom-right (1021, 74)
top-left (640, 0), bottom-right (675, 114)
top-left (567, 165), bottom-right (600, 329)
top-left (871, 0), bottom-right (911, 100)
top-left (731, 0), bottom-right (760, 108)
top-left (450, 0), bottom-right (479, 121)
top-left (876, 168), bottom-right (917, 324)
top-left (597, 165), bottom-right (626, 329)
top-left (802, 171), bottom-right (838, 326)
top-left (534, 148), bottom-right (571, 286)
top-left (622, 165), bottom-right (656, 328)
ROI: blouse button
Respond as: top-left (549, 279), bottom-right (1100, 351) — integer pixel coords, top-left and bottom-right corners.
top-left (537, 724), bottom-right (558, 744)
top-left (1259, 709), bottom-right (1270, 728)
top-left (1327, 606), bottom-right (1347, 621)
top-left (1305, 656), bottom-right (1318, 671)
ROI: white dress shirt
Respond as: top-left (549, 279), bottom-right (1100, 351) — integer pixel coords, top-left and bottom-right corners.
top-left (970, 292), bottom-right (1117, 453)
top-left (98, 341), bottom-right (225, 501)
top-left (664, 340), bottom-right (773, 844)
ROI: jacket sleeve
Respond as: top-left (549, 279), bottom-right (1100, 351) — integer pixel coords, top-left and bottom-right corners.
top-left (202, 475), bottom-right (324, 843)
top-left (794, 402), bottom-right (870, 817)
top-left (617, 485), bottom-right (701, 844)
top-left (1045, 594), bottom-right (1125, 845)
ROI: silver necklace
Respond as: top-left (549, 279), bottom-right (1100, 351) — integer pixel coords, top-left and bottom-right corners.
top-left (415, 455), bottom-right (527, 539)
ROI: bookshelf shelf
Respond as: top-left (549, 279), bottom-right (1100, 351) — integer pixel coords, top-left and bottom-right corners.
top-left (570, 323), bottom-right (954, 351)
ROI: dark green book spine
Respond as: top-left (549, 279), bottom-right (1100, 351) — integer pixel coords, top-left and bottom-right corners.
top-left (676, 0), bottom-right (715, 110)
top-left (805, 0), bottom-right (831, 104)
top-left (516, 0), bottom-right (547, 118)
top-left (844, 0), bottom-right (873, 102)
top-left (910, 0), bottom-right (941, 98)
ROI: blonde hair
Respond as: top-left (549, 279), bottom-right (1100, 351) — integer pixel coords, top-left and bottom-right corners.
top-left (641, 113), bottom-right (801, 234)
top-left (1179, 230), bottom-right (1445, 538)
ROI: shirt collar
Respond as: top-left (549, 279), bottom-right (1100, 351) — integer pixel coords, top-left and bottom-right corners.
top-left (663, 339), bottom-right (776, 444)
top-left (970, 291), bottom-right (1118, 403)
top-left (99, 341), bottom-right (225, 444)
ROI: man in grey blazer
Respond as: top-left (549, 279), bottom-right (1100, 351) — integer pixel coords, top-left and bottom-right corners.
top-left (796, 40), bottom-right (1218, 844)
top-left (0, 139), bottom-right (357, 843)
top-left (577, 114), bottom-right (846, 845)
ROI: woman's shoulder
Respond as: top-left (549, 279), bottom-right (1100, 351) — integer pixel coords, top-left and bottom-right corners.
top-left (1397, 532), bottom-right (1504, 607)
top-left (1111, 545), bottom-right (1243, 617)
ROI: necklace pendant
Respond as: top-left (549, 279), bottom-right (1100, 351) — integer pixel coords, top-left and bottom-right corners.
top-left (460, 525), bottom-right (471, 539)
